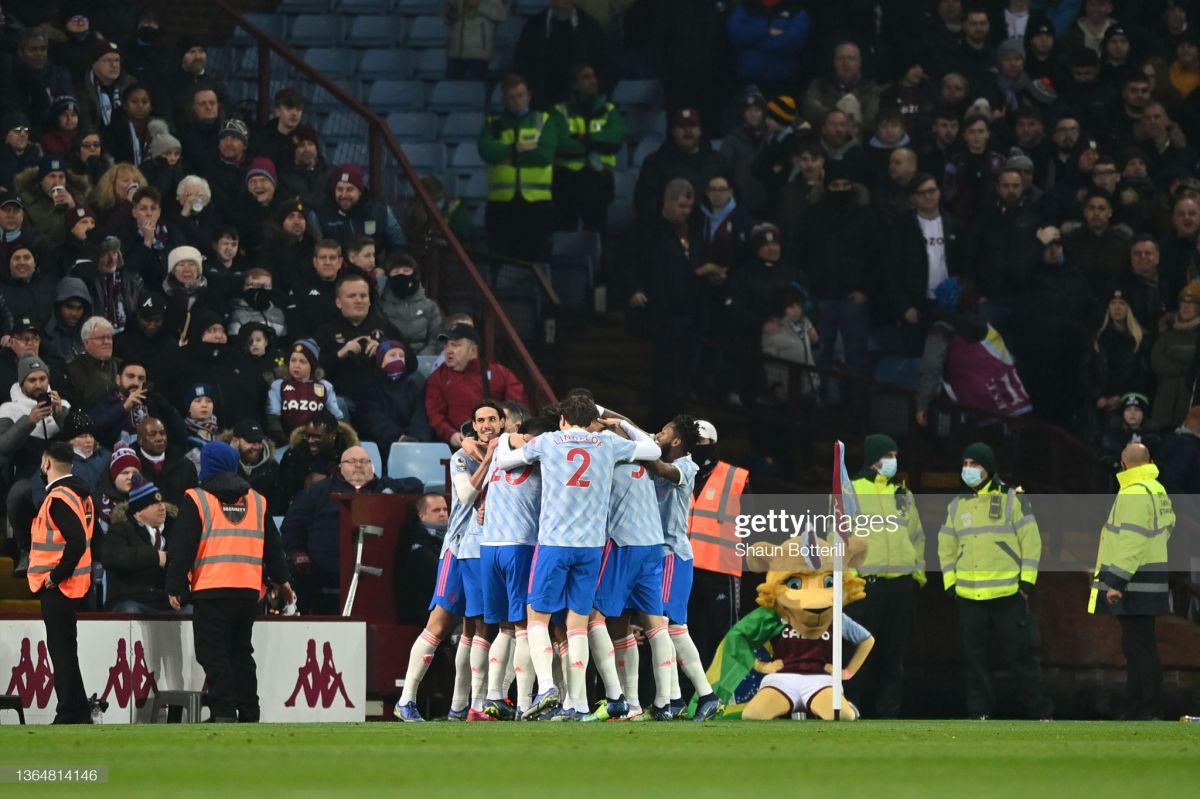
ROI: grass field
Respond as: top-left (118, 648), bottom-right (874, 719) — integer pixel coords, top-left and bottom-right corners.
top-left (1, 721), bottom-right (1198, 797)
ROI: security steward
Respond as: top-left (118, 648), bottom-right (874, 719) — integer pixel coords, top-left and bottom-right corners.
top-left (938, 442), bottom-right (1050, 719)
top-left (551, 62), bottom-right (625, 233)
top-left (1089, 442), bottom-right (1175, 720)
top-left (686, 419), bottom-right (750, 665)
top-left (28, 441), bottom-right (94, 724)
top-left (844, 433), bottom-right (925, 718)
top-left (166, 441), bottom-right (293, 723)
top-left (478, 72), bottom-right (561, 265)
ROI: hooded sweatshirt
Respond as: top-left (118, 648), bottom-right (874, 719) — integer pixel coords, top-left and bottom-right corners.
top-left (44, 276), bottom-right (93, 362)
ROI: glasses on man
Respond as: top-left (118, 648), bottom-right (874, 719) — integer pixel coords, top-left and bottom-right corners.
top-left (8, 127), bottom-right (29, 135)
top-left (12, 334), bottom-right (39, 344)
top-left (88, 334), bottom-right (114, 342)
top-left (340, 458), bottom-right (372, 466)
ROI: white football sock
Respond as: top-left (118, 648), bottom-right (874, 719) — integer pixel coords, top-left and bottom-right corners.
top-left (450, 635), bottom-right (472, 712)
top-left (615, 633), bottom-right (640, 709)
top-left (553, 640), bottom-right (568, 696)
top-left (566, 628), bottom-right (589, 712)
top-left (588, 619), bottom-right (623, 700)
top-left (526, 621), bottom-right (555, 694)
top-left (470, 636), bottom-right (490, 711)
top-left (486, 629), bottom-right (514, 701)
top-left (671, 624), bottom-right (713, 697)
top-left (503, 642), bottom-right (516, 697)
top-left (399, 629), bottom-right (441, 704)
top-left (647, 624), bottom-right (674, 708)
top-left (514, 630), bottom-right (534, 712)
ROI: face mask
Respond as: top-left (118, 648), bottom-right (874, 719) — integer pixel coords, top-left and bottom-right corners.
top-left (383, 359), bottom-right (407, 380)
top-left (387, 275), bottom-right (418, 298)
top-left (693, 442), bottom-right (718, 470)
top-left (244, 288), bottom-right (272, 311)
top-left (136, 26), bottom-right (161, 43)
top-left (961, 466), bottom-right (984, 488)
top-left (827, 189), bottom-right (854, 208)
top-left (878, 457), bottom-right (897, 479)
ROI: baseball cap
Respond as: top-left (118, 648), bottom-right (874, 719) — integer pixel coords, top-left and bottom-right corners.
top-left (12, 316), bottom-right (39, 335)
top-left (437, 323), bottom-right (479, 344)
top-left (0, 193), bottom-right (23, 209)
top-left (671, 108), bottom-right (701, 128)
top-left (137, 292), bottom-right (166, 317)
top-left (695, 420), bottom-right (718, 443)
top-left (232, 419), bottom-right (265, 443)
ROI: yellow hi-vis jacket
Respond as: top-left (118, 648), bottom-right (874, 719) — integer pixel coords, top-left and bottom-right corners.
top-left (938, 480), bottom-right (1040, 600)
top-left (851, 473), bottom-right (926, 587)
top-left (477, 108), bottom-right (558, 202)
top-left (1088, 462), bottom-right (1174, 615)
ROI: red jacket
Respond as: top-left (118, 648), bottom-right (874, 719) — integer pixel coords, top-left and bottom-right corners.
top-left (424, 358), bottom-right (529, 442)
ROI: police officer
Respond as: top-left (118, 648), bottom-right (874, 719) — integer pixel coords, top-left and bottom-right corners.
top-left (1089, 443), bottom-right (1175, 720)
top-left (938, 442), bottom-right (1050, 719)
top-left (552, 62), bottom-right (625, 234)
top-left (845, 433), bottom-right (924, 718)
top-left (478, 73), bottom-right (561, 268)
top-left (166, 441), bottom-right (293, 723)
top-left (28, 441), bottom-right (94, 724)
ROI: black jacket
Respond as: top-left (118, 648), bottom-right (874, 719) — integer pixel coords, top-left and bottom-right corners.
top-left (315, 311), bottom-right (405, 403)
top-left (633, 138), bottom-right (724, 222)
top-left (354, 371), bottom-right (431, 445)
top-left (137, 447), bottom-right (198, 508)
top-left (397, 519), bottom-right (444, 625)
top-left (165, 340), bottom-right (268, 428)
top-left (164, 471), bottom-right (289, 600)
top-left (101, 503), bottom-right (175, 610)
top-left (889, 211), bottom-right (964, 320)
top-left (284, 271), bottom-right (340, 339)
top-left (968, 198), bottom-right (1042, 303)
top-left (726, 257), bottom-right (804, 338)
top-left (622, 214), bottom-right (702, 319)
top-left (795, 192), bottom-right (883, 300)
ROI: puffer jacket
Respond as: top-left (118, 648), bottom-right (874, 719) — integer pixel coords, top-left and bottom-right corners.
top-left (447, 0), bottom-right (508, 61)
top-left (377, 281), bottom-right (443, 356)
top-left (13, 165), bottom-right (90, 250)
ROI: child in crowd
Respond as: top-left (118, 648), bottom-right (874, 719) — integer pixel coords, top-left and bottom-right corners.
top-left (267, 338), bottom-right (343, 445)
top-left (183, 383), bottom-right (219, 469)
top-left (228, 267), bottom-right (286, 337)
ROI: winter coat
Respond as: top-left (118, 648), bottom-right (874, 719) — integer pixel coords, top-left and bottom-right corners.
top-left (0, 383), bottom-right (71, 473)
top-left (801, 76), bottom-right (885, 130)
top-left (888, 211), bottom-right (964, 320)
top-left (354, 370), bottom-right (431, 445)
top-left (424, 358), bottom-right (529, 443)
top-left (228, 295), bottom-right (287, 338)
top-left (794, 188), bottom-right (883, 300)
top-left (32, 446), bottom-right (111, 506)
top-left (63, 352), bottom-right (119, 411)
top-left (101, 501), bottom-right (177, 611)
top-left (137, 447), bottom-right (198, 508)
top-left (14, 165), bottom-right (90, 250)
top-left (314, 310), bottom-right (405, 403)
top-left (42, 276), bottom-right (93, 363)
top-left (70, 257), bottom-right (146, 334)
top-left (727, 2), bottom-right (810, 86)
top-left (216, 431), bottom-right (284, 514)
top-left (1088, 326), bottom-right (1152, 406)
top-left (719, 124), bottom-right (768, 216)
top-left (277, 420), bottom-right (360, 507)
top-left (634, 138), bottom-right (725, 222)
top-left (1150, 314), bottom-right (1200, 430)
top-left (377, 282), bottom-right (443, 356)
top-left (1155, 427), bottom-right (1200, 495)
top-left (0, 268), bottom-right (56, 330)
top-left (446, 0), bottom-right (508, 61)
top-left (87, 388), bottom-right (187, 451)
top-left (165, 340), bottom-right (268, 428)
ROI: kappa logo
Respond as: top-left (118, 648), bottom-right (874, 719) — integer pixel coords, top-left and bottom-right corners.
top-left (6, 638), bottom-right (55, 709)
top-left (285, 640), bottom-right (354, 709)
top-left (100, 639), bottom-right (158, 709)
top-left (282, 384), bottom-right (296, 392)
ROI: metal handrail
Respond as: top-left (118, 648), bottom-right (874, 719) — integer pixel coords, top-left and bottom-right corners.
top-left (211, 0), bottom-right (556, 409)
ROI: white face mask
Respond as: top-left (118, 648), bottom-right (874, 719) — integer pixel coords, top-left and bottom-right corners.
top-left (878, 457), bottom-right (897, 479)
top-left (961, 466), bottom-right (985, 488)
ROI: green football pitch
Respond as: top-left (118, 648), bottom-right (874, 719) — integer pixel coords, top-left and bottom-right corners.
top-left (2, 721), bottom-right (1197, 797)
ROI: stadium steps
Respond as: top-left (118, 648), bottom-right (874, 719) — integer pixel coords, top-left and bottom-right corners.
top-left (0, 552), bottom-right (36, 613)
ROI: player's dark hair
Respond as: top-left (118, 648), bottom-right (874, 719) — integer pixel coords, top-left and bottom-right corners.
top-left (501, 401), bottom-right (529, 425)
top-left (472, 400), bottom-right (504, 422)
top-left (307, 409), bottom-right (338, 433)
top-left (558, 394), bottom-right (598, 427)
top-left (521, 414), bottom-right (554, 436)
top-left (45, 441), bottom-right (75, 466)
top-left (670, 414), bottom-right (700, 452)
top-left (565, 387), bottom-right (594, 401)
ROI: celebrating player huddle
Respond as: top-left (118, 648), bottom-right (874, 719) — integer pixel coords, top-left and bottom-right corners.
top-left (394, 393), bottom-right (721, 722)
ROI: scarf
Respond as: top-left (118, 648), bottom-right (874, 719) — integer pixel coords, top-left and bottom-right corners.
top-left (1172, 313), bottom-right (1200, 332)
top-left (185, 414), bottom-right (219, 445)
top-left (90, 71), bottom-right (122, 127)
top-left (127, 119), bottom-right (151, 166)
top-left (97, 271), bottom-right (127, 332)
top-left (162, 272), bottom-right (208, 298)
top-left (996, 72), bottom-right (1032, 111)
top-left (700, 198), bottom-right (738, 244)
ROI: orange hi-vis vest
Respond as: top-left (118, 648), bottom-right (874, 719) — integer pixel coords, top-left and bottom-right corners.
top-left (187, 488), bottom-right (267, 593)
top-left (688, 462), bottom-right (749, 577)
top-left (28, 484), bottom-right (94, 597)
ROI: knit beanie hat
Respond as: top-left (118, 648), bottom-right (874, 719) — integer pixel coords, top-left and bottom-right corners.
top-left (149, 130), bottom-right (182, 160)
top-left (246, 157), bottom-right (277, 187)
top-left (37, 155), bottom-right (66, 181)
top-left (127, 477), bottom-right (164, 516)
top-left (90, 39), bottom-right (120, 65)
top-left (168, 245), bottom-right (203, 274)
top-left (219, 118), bottom-right (249, 144)
top-left (17, 354), bottom-right (48, 385)
top-left (863, 434), bottom-right (898, 467)
top-left (59, 407), bottom-right (95, 441)
top-left (765, 95), bottom-right (798, 126)
top-left (110, 447), bottom-right (142, 480)
top-left (750, 222), bottom-right (781, 250)
top-left (332, 164), bottom-right (366, 191)
top-left (961, 442), bottom-right (995, 475)
top-left (291, 338), bottom-right (320, 371)
top-left (199, 441), bottom-right (240, 480)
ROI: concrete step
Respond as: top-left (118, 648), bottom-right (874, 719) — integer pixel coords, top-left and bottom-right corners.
top-left (0, 599), bottom-right (39, 614)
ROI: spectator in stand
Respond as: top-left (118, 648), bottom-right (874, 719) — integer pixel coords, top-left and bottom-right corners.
top-left (1139, 102), bottom-right (1196, 188)
top-left (0, 193), bottom-right (38, 270)
top-left (889, 173), bottom-right (964, 355)
top-left (282, 444), bottom-right (421, 614)
top-left (87, 161), bottom-right (147, 238)
top-left (53, 11), bottom-right (104, 84)
top-left (378, 251), bottom-right (444, 357)
top-left (89, 357), bottom-right (185, 450)
top-left (719, 92), bottom-right (768, 217)
top-left (727, 1), bottom-right (810, 97)
top-left (624, 178), bottom-right (702, 422)
top-left (312, 164), bottom-right (405, 258)
top-left (132, 415), bottom-right (196, 508)
top-left (1063, 189), bottom-right (1132, 301)
top-left (278, 124), bottom-right (330, 212)
top-left (445, 0), bottom-right (508, 81)
top-left (2, 243), bottom-right (55, 329)
top-left (1, 316), bottom-right (63, 391)
top-left (178, 85), bottom-right (225, 178)
top-left (354, 339), bottom-right (430, 445)
top-left (918, 105), bottom-right (961, 190)
top-left (250, 88), bottom-right (306, 172)
top-left (77, 40), bottom-right (134, 134)
top-left (121, 8), bottom-right (170, 88)
top-left (119, 186), bottom-right (179, 285)
top-left (633, 108), bottom-right (722, 223)
top-left (64, 315), bottom-right (119, 410)
top-left (225, 419), bottom-right (282, 513)
top-left (343, 235), bottom-right (380, 289)
top-left (1, 29), bottom-right (73, 125)
top-left (113, 293), bottom-right (173, 383)
top-left (1118, 237), bottom-right (1170, 332)
top-left (166, 175), bottom-right (216, 253)
top-left (141, 132), bottom-right (186, 208)
top-left (0, 112), bottom-right (40, 193)
top-left (397, 492), bottom-right (450, 625)
top-left (95, 446), bottom-right (144, 535)
top-left (230, 157), bottom-right (279, 260)
top-left (206, 226), bottom-right (248, 296)
top-left (278, 408), bottom-right (358, 505)
top-left (159, 38), bottom-right (229, 132)
top-left (71, 237), bottom-right (146, 337)
top-left (478, 74), bottom-right (560, 267)
top-left (423, 322), bottom-right (528, 446)
top-left (101, 83), bottom-right (158, 167)
top-left (261, 197), bottom-right (317, 295)
top-left (751, 95), bottom-right (800, 217)
top-left (942, 106), bottom-right (1006, 227)
top-left (228, 268), bottom-right (286, 339)
top-left (777, 139), bottom-right (825, 250)
top-left (315, 271), bottom-right (402, 410)
top-left (206, 118), bottom-right (251, 214)
top-left (42, 277), bottom-right (91, 364)
top-left (267, 338), bottom-right (344, 447)
top-left (237, 321), bottom-right (281, 391)
top-left (761, 287), bottom-right (819, 405)
top-left (1158, 196), bottom-right (1200, 310)
top-left (66, 128), bottom-right (110, 191)
top-left (1154, 405), bottom-right (1200, 495)
top-left (181, 382), bottom-right (220, 466)
top-left (17, 155), bottom-right (85, 250)
top-left (513, 0), bottom-right (608, 110)
top-left (157, 245), bottom-right (218, 340)
top-left (166, 309), bottom-right (267, 427)
top-left (284, 239), bottom-right (343, 338)
top-left (816, 108), bottom-right (869, 184)
top-left (1150, 282), bottom-right (1200, 430)
top-left (101, 476), bottom-right (176, 613)
top-left (551, 62), bottom-right (624, 234)
top-left (968, 167), bottom-right (1042, 333)
top-left (30, 407), bottom-right (108, 506)
top-left (1098, 393), bottom-right (1160, 477)
top-left (1169, 32), bottom-right (1200, 99)
top-left (697, 173), bottom-right (753, 282)
top-left (802, 41), bottom-right (884, 132)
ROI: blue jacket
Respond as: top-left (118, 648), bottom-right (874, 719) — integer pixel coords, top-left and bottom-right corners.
top-left (727, 3), bottom-right (810, 84)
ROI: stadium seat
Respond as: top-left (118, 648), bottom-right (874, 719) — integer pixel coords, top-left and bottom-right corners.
top-left (386, 111), bottom-right (438, 142)
top-left (514, 0), bottom-right (546, 15)
top-left (396, 0), bottom-right (443, 13)
top-left (302, 48), bottom-right (355, 80)
top-left (406, 15), bottom-right (447, 48)
top-left (440, 111), bottom-right (484, 143)
top-left (625, 109), bottom-right (666, 140)
top-left (274, 445), bottom-right (288, 463)
top-left (358, 49), bottom-right (412, 80)
top-left (614, 170), bottom-right (637, 201)
top-left (307, 80), bottom-right (362, 112)
top-left (414, 48), bottom-right (448, 80)
top-left (289, 15), bottom-right (342, 47)
top-left (320, 109), bottom-right (366, 141)
top-left (387, 442), bottom-right (451, 489)
top-left (608, 201), bottom-right (635, 233)
top-left (457, 169), bottom-right (489, 201)
top-left (429, 80), bottom-right (485, 113)
top-left (360, 441), bottom-right (384, 477)
top-left (235, 14), bottom-right (284, 43)
top-left (400, 142), bottom-right (446, 173)
top-left (612, 79), bottom-right (664, 108)
top-left (367, 80), bottom-right (426, 111)
top-left (416, 355), bottom-right (439, 378)
top-left (335, 0), bottom-right (391, 11)
top-left (332, 140), bottom-right (370, 166)
top-left (280, 0), bottom-right (331, 11)
top-left (449, 142), bottom-right (485, 168)
top-left (631, 138), bottom-right (659, 168)
top-left (553, 230), bottom-right (602, 268)
top-left (551, 231), bottom-right (601, 311)
top-left (488, 82), bottom-right (503, 110)
top-left (346, 15), bottom-right (400, 48)
top-left (494, 17), bottom-right (523, 47)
